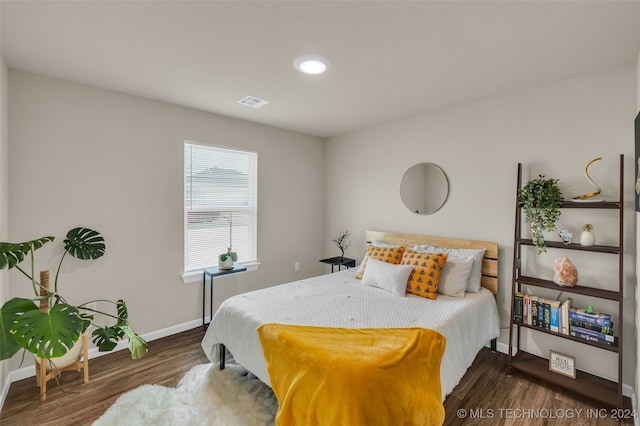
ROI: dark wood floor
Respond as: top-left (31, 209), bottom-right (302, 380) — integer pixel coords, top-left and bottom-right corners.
top-left (444, 349), bottom-right (634, 425)
top-left (1, 327), bottom-right (209, 425)
top-left (1, 328), bottom-right (634, 425)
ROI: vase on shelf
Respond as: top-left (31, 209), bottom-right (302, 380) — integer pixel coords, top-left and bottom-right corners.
top-left (580, 224), bottom-right (595, 246)
top-left (218, 253), bottom-right (234, 269)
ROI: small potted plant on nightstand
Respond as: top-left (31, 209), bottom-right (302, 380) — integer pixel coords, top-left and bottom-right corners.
top-left (331, 229), bottom-right (352, 260)
top-left (218, 252), bottom-right (234, 269)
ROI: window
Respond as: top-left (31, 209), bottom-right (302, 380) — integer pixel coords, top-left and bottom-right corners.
top-left (184, 142), bottom-right (257, 272)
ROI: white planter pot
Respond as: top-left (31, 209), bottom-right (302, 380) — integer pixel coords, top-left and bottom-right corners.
top-left (219, 257), bottom-right (234, 269)
top-left (36, 336), bottom-right (84, 370)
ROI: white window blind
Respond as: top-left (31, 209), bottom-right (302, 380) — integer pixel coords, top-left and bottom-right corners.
top-left (184, 142), bottom-right (257, 272)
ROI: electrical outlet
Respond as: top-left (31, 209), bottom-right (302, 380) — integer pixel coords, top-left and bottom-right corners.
top-left (294, 262), bottom-right (301, 271)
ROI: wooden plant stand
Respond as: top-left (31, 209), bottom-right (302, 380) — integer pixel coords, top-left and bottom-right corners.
top-left (35, 270), bottom-right (89, 401)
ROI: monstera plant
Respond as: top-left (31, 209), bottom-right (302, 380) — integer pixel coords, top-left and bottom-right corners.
top-left (0, 227), bottom-right (147, 361)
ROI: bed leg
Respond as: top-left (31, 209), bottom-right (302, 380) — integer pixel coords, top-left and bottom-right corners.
top-left (219, 344), bottom-right (226, 370)
top-left (490, 338), bottom-right (497, 352)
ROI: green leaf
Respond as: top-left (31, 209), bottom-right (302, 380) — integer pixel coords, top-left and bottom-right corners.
top-left (120, 325), bottom-right (148, 360)
top-left (0, 298), bottom-right (39, 360)
top-left (0, 237), bottom-right (55, 270)
top-left (90, 300), bottom-right (146, 359)
top-left (91, 326), bottom-right (124, 352)
top-left (11, 303), bottom-right (85, 359)
top-left (63, 227), bottom-right (105, 260)
top-left (115, 299), bottom-right (128, 325)
top-left (79, 311), bottom-right (93, 334)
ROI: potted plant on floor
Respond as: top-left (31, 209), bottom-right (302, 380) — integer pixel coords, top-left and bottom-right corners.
top-left (518, 175), bottom-right (563, 254)
top-left (0, 227), bottom-right (148, 362)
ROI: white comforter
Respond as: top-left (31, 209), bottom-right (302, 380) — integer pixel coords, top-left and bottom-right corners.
top-left (201, 268), bottom-right (500, 398)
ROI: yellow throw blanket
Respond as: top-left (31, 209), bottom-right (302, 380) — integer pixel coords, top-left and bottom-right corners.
top-left (257, 324), bottom-right (446, 426)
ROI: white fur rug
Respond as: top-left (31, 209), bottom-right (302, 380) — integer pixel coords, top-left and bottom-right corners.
top-left (93, 363), bottom-right (278, 426)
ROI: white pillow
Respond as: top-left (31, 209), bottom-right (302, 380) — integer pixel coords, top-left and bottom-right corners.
top-left (437, 257), bottom-right (473, 297)
top-left (370, 240), bottom-right (401, 248)
top-left (413, 245), bottom-right (486, 293)
top-left (361, 257), bottom-right (413, 297)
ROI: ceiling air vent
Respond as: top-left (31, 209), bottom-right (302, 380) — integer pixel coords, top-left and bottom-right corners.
top-left (238, 96), bottom-right (270, 109)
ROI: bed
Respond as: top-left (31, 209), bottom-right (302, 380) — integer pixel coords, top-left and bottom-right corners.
top-left (201, 230), bottom-right (500, 400)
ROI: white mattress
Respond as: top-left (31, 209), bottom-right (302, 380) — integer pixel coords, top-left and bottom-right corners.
top-left (201, 268), bottom-right (500, 398)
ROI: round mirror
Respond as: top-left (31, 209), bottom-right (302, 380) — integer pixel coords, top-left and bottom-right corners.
top-left (400, 163), bottom-right (449, 215)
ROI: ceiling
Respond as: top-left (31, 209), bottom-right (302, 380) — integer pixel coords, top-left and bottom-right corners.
top-left (2, 1), bottom-right (640, 139)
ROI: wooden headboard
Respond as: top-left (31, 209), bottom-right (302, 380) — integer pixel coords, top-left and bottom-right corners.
top-left (365, 230), bottom-right (499, 295)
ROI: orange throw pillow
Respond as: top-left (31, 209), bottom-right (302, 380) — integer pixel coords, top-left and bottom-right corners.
top-left (401, 248), bottom-right (448, 299)
top-left (355, 245), bottom-right (405, 279)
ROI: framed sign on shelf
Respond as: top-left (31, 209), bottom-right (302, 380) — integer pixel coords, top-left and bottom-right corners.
top-left (549, 350), bottom-right (576, 379)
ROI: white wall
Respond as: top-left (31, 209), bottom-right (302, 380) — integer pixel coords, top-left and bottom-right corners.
top-left (325, 65), bottom-right (637, 385)
top-left (7, 70), bottom-right (326, 371)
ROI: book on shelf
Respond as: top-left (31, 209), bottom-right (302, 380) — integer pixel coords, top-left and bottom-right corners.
top-left (538, 297), bottom-right (546, 328)
top-left (531, 296), bottom-right (539, 327)
top-left (570, 325), bottom-right (617, 346)
top-left (511, 294), bottom-right (548, 329)
top-left (571, 307), bottom-right (611, 318)
top-left (569, 319), bottom-right (614, 335)
top-left (548, 299), bottom-right (560, 333)
top-left (568, 308), bottom-right (613, 327)
top-left (513, 292), bottom-right (524, 323)
top-left (513, 293), bottom-right (575, 334)
top-left (542, 299), bottom-right (550, 331)
top-left (561, 298), bottom-right (572, 335)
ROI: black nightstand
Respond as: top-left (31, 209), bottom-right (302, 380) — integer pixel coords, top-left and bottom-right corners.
top-left (202, 264), bottom-right (247, 327)
top-left (319, 256), bottom-right (356, 273)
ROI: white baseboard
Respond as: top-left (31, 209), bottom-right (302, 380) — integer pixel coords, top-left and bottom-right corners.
top-left (494, 340), bottom-right (637, 404)
top-left (0, 318), bottom-right (203, 409)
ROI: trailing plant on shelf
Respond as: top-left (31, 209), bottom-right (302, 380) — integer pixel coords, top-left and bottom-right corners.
top-left (0, 227), bottom-right (148, 361)
top-left (518, 175), bottom-right (563, 254)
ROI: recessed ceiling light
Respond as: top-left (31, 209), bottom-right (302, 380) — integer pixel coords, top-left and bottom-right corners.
top-left (293, 54), bottom-right (331, 75)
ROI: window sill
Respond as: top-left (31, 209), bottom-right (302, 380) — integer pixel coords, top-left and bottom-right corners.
top-left (181, 261), bottom-right (261, 284)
